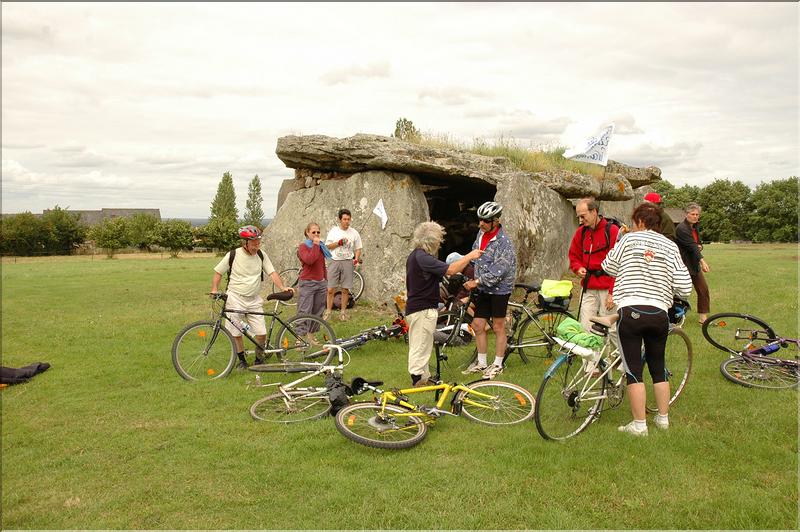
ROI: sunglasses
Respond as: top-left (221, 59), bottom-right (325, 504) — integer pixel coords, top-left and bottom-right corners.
top-left (310, 231), bottom-right (320, 234)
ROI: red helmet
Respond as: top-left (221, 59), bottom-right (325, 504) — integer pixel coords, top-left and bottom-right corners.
top-left (238, 225), bottom-right (262, 240)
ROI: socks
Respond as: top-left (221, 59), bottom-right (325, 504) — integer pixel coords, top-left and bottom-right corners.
top-left (492, 356), bottom-right (504, 368)
top-left (633, 419), bottom-right (647, 431)
top-left (237, 351), bottom-right (246, 362)
top-left (477, 353), bottom-right (488, 366)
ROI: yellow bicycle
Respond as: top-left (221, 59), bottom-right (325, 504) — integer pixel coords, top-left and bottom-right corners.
top-left (334, 377), bottom-right (535, 449)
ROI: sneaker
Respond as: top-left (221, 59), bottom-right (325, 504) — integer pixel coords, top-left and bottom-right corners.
top-left (653, 415), bottom-right (669, 430)
top-left (617, 420), bottom-right (648, 436)
top-left (413, 379), bottom-right (435, 388)
top-left (322, 309), bottom-right (332, 321)
top-left (236, 359), bottom-right (249, 370)
top-left (304, 333), bottom-right (321, 346)
top-left (339, 311), bottom-right (349, 322)
top-left (253, 356), bottom-right (265, 366)
top-left (462, 361), bottom-right (488, 375)
top-left (483, 364), bottom-right (504, 379)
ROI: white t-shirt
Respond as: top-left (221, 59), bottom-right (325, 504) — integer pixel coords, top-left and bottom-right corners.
top-left (214, 248), bottom-right (276, 298)
top-left (325, 226), bottom-right (362, 261)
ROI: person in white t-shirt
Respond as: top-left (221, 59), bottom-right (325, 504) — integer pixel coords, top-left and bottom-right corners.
top-left (323, 208), bottom-right (362, 321)
top-left (210, 225), bottom-right (293, 369)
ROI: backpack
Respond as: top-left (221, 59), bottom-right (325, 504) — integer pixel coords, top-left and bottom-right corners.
top-left (331, 289), bottom-right (356, 310)
top-left (580, 216), bottom-right (624, 254)
top-left (226, 247), bottom-right (265, 287)
top-left (325, 373), bottom-right (351, 415)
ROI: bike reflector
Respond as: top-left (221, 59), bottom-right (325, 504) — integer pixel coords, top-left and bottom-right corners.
top-left (207, 368), bottom-right (215, 376)
top-left (514, 393), bottom-right (528, 406)
top-left (198, 330), bottom-right (206, 338)
top-left (282, 338), bottom-right (289, 349)
top-left (347, 415), bottom-right (356, 426)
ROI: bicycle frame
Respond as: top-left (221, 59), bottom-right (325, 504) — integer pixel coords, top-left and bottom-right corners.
top-left (252, 344), bottom-right (348, 394)
top-left (365, 380), bottom-right (504, 422)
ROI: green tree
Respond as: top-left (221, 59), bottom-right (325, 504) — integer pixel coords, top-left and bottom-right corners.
top-left (127, 213), bottom-right (160, 251)
top-left (40, 206), bottom-right (87, 254)
top-left (747, 177), bottom-right (799, 242)
top-left (652, 180), bottom-right (701, 209)
top-left (152, 219), bottom-right (194, 257)
top-left (698, 179), bottom-right (752, 242)
top-left (0, 212), bottom-right (46, 255)
top-left (90, 217), bottom-right (131, 258)
top-left (208, 171), bottom-right (239, 251)
top-left (243, 175), bottom-right (265, 227)
top-left (393, 118), bottom-right (420, 142)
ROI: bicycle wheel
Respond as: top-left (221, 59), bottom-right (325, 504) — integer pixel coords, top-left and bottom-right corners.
top-left (702, 313), bottom-right (777, 356)
top-left (720, 356), bottom-right (799, 390)
top-left (646, 327), bottom-right (693, 413)
top-left (250, 390), bottom-right (332, 422)
top-left (172, 320), bottom-right (236, 381)
top-left (517, 310), bottom-right (574, 363)
top-left (334, 402), bottom-right (428, 449)
top-left (534, 354), bottom-right (605, 441)
top-left (435, 311), bottom-right (475, 373)
top-left (351, 270), bottom-right (364, 302)
top-left (267, 267), bottom-right (300, 306)
top-left (457, 380), bottom-right (536, 425)
top-left (275, 314), bottom-right (337, 364)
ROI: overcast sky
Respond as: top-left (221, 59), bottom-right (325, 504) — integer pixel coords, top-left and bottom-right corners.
top-left (2, 2), bottom-right (798, 218)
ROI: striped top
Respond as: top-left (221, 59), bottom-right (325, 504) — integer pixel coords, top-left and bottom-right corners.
top-left (601, 230), bottom-right (692, 312)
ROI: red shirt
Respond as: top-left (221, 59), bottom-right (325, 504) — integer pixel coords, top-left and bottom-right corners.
top-left (567, 217), bottom-right (619, 291)
top-left (297, 243), bottom-right (327, 281)
top-left (479, 226), bottom-right (501, 251)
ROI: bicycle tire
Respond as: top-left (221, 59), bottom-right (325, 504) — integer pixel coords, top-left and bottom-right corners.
top-left (517, 310), bottom-right (574, 364)
top-left (646, 327), bottom-right (693, 413)
top-left (720, 356), bottom-right (799, 390)
top-left (534, 354), bottom-right (605, 441)
top-left (351, 270), bottom-right (364, 302)
top-left (275, 314), bottom-right (337, 364)
top-left (268, 267), bottom-right (301, 307)
top-left (334, 402), bottom-right (428, 449)
top-left (435, 310), bottom-right (475, 372)
top-left (457, 380), bottom-right (536, 425)
top-left (250, 390), bottom-right (332, 422)
top-left (172, 320), bottom-right (236, 381)
top-left (702, 313), bottom-right (777, 356)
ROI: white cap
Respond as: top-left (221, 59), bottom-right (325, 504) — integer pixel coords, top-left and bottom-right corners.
top-left (445, 252), bottom-right (465, 265)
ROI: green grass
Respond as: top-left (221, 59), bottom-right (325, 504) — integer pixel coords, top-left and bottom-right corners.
top-left (2, 244), bottom-right (797, 529)
top-left (411, 132), bottom-right (608, 178)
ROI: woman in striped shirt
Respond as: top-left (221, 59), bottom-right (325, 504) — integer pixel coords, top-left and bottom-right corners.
top-left (601, 203), bottom-right (693, 436)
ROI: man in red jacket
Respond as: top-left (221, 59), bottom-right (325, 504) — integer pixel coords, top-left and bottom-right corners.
top-left (568, 198), bottom-right (620, 332)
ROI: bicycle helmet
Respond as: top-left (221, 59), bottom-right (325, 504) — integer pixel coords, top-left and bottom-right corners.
top-left (476, 201), bottom-right (503, 220)
top-left (238, 225), bottom-right (262, 240)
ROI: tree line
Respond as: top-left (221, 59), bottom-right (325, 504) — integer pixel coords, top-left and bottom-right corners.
top-left (0, 173), bottom-right (265, 257)
top-left (652, 176), bottom-right (798, 243)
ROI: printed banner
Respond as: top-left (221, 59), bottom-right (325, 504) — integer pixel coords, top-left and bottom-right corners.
top-left (563, 123), bottom-right (615, 166)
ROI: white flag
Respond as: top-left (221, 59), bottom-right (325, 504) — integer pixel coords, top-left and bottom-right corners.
top-left (372, 198), bottom-right (388, 230)
top-left (563, 123), bottom-right (615, 166)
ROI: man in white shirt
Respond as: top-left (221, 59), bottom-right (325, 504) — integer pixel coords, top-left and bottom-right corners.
top-left (210, 225), bottom-right (293, 368)
top-left (323, 208), bottom-right (362, 321)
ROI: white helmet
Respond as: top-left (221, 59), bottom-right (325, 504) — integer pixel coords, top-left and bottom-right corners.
top-left (477, 201), bottom-right (502, 220)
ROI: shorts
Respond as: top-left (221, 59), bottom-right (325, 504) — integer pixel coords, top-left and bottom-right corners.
top-left (473, 292), bottom-right (511, 319)
top-left (223, 291), bottom-right (267, 337)
top-left (327, 260), bottom-right (354, 290)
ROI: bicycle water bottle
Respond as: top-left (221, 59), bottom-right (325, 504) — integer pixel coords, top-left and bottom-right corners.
top-left (240, 320), bottom-right (251, 333)
top-left (757, 343), bottom-right (779, 355)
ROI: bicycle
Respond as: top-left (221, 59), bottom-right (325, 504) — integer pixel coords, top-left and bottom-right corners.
top-left (702, 313), bottom-right (799, 389)
top-left (171, 291), bottom-right (336, 381)
top-left (534, 314), bottom-right (692, 441)
top-left (437, 281), bottom-right (575, 372)
top-left (268, 265), bottom-right (364, 307)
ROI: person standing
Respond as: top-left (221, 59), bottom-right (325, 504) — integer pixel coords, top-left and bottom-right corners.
top-left (568, 198), bottom-right (620, 332)
top-left (295, 222), bottom-right (330, 344)
top-left (210, 225), bottom-right (294, 368)
top-left (461, 201), bottom-right (516, 379)
top-left (675, 203), bottom-right (711, 324)
top-left (405, 222), bottom-right (482, 387)
top-left (601, 203), bottom-right (692, 436)
top-left (323, 208), bottom-right (362, 321)
top-left (643, 192), bottom-right (676, 241)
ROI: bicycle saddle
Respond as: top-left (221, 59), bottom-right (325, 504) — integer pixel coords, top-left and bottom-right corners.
top-left (349, 377), bottom-right (384, 395)
top-left (514, 282), bottom-right (541, 294)
top-left (266, 290), bottom-right (294, 302)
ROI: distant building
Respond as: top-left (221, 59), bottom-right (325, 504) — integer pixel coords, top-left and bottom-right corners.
top-left (40, 208), bottom-right (161, 226)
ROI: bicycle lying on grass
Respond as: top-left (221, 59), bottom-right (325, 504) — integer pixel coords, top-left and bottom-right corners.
top-left (702, 313), bottom-right (799, 389)
top-left (171, 291), bottom-right (335, 381)
top-left (534, 312), bottom-right (692, 441)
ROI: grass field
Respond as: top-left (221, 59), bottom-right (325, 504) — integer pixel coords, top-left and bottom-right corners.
top-left (1, 244), bottom-right (797, 529)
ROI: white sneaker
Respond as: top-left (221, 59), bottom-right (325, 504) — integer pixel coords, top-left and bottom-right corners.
top-left (483, 364), bottom-right (504, 379)
top-left (462, 361), bottom-right (488, 375)
top-left (653, 415), bottom-right (669, 430)
top-left (617, 420), bottom-right (648, 436)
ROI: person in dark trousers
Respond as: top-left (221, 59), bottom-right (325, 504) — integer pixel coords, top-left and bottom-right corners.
top-left (675, 202), bottom-right (711, 323)
top-left (295, 222), bottom-right (330, 344)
